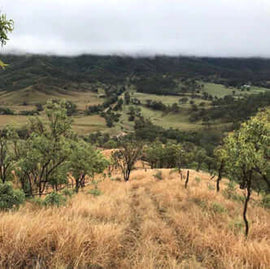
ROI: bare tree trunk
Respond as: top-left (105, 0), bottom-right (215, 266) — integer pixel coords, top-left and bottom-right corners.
top-left (124, 169), bottom-right (131, 181)
top-left (243, 175), bottom-right (252, 238)
top-left (38, 180), bottom-right (42, 197)
top-left (75, 179), bottom-right (80, 193)
top-left (179, 171), bottom-right (183, 180)
top-left (178, 166), bottom-right (183, 180)
top-left (185, 170), bottom-right (190, 189)
top-left (216, 161), bottom-right (224, 192)
top-left (80, 174), bottom-right (86, 189)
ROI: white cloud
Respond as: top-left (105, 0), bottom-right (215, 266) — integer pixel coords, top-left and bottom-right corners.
top-left (1, 0), bottom-right (270, 57)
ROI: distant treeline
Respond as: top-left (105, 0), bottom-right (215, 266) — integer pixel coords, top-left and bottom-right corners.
top-left (189, 91), bottom-right (270, 124)
top-left (1, 54), bottom-right (270, 92)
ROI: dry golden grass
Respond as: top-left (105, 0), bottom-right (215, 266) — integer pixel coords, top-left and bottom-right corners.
top-left (0, 169), bottom-right (270, 268)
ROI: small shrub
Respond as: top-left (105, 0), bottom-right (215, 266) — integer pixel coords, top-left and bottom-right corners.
top-left (111, 177), bottom-right (122, 182)
top-left (261, 194), bottom-right (270, 208)
top-left (195, 177), bottom-right (201, 184)
top-left (91, 180), bottom-right (101, 185)
top-left (43, 191), bottom-right (66, 207)
top-left (211, 202), bottom-right (226, 214)
top-left (61, 188), bottom-right (74, 198)
top-left (207, 183), bottom-right (215, 191)
top-left (0, 107), bottom-right (14, 115)
top-left (30, 197), bottom-right (43, 207)
top-left (190, 161), bottom-right (198, 170)
top-left (153, 170), bottom-right (163, 180)
top-left (103, 140), bottom-right (117, 149)
top-left (88, 188), bottom-right (102, 197)
top-left (0, 182), bottom-right (25, 210)
top-left (223, 181), bottom-right (244, 202)
top-left (19, 110), bottom-right (39, 116)
top-left (192, 197), bottom-right (207, 209)
top-left (229, 219), bottom-right (244, 234)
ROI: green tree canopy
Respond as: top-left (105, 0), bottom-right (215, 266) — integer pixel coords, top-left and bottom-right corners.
top-left (0, 13), bottom-right (14, 68)
top-left (218, 108), bottom-right (270, 236)
top-left (69, 140), bottom-right (109, 192)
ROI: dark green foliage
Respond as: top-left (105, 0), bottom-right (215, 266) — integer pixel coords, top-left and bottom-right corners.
top-left (9, 100), bottom-right (108, 197)
top-left (87, 131), bottom-right (111, 146)
top-left (30, 197), bottom-right (43, 207)
top-left (124, 92), bottom-right (131, 105)
top-left (211, 202), bottom-right (226, 214)
top-left (86, 104), bottom-right (103, 115)
top-left (153, 170), bottom-right (163, 180)
top-left (190, 92), bottom-right (270, 124)
top-left (127, 106), bottom-right (141, 121)
top-left (69, 140), bottom-right (109, 193)
top-left (0, 127), bottom-right (17, 183)
top-left (102, 111), bottom-right (121, 127)
top-left (61, 188), bottom-right (74, 198)
top-left (145, 100), bottom-right (167, 111)
top-left (35, 103), bottom-right (44, 112)
top-left (43, 191), bottom-right (66, 207)
top-left (145, 141), bottom-right (196, 171)
top-left (103, 140), bottom-right (117, 149)
top-left (134, 75), bottom-right (177, 95)
top-left (229, 219), bottom-right (244, 234)
top-left (15, 100), bottom-right (73, 196)
top-left (19, 110), bottom-right (39, 116)
top-left (223, 182), bottom-right (244, 202)
top-left (261, 194), bottom-right (270, 209)
top-left (0, 182), bottom-right (25, 210)
top-left (65, 100), bottom-right (77, 116)
top-left (0, 13), bottom-right (14, 69)
top-left (0, 107), bottom-right (14, 115)
top-left (88, 188), bottom-right (102, 197)
top-left (2, 55), bottom-right (270, 93)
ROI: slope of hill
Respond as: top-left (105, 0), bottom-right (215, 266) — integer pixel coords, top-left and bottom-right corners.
top-left (1, 54), bottom-right (270, 92)
top-left (0, 168), bottom-right (269, 268)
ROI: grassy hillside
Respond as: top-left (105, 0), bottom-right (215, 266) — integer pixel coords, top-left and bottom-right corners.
top-left (1, 168), bottom-right (269, 268)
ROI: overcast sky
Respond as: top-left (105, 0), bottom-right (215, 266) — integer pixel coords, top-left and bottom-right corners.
top-left (1, 0), bottom-right (270, 57)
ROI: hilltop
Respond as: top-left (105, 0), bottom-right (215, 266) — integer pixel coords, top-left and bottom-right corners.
top-left (0, 168), bottom-right (269, 268)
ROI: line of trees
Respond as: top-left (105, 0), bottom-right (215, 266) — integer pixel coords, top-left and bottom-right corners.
top-left (0, 100), bottom-right (109, 197)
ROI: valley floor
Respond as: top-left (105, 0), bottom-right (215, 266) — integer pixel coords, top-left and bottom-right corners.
top-left (0, 169), bottom-right (270, 268)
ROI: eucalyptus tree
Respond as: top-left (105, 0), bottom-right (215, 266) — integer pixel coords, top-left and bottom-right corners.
top-left (15, 100), bottom-right (73, 196)
top-left (194, 148), bottom-right (207, 171)
top-left (112, 141), bottom-right (143, 181)
top-left (145, 141), bottom-right (164, 169)
top-left (69, 140), bottom-right (109, 193)
top-left (0, 13), bottom-right (14, 68)
top-left (220, 109), bottom-right (270, 237)
top-left (0, 127), bottom-right (17, 183)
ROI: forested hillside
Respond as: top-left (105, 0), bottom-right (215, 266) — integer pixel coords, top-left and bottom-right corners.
top-left (1, 54), bottom-right (270, 92)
